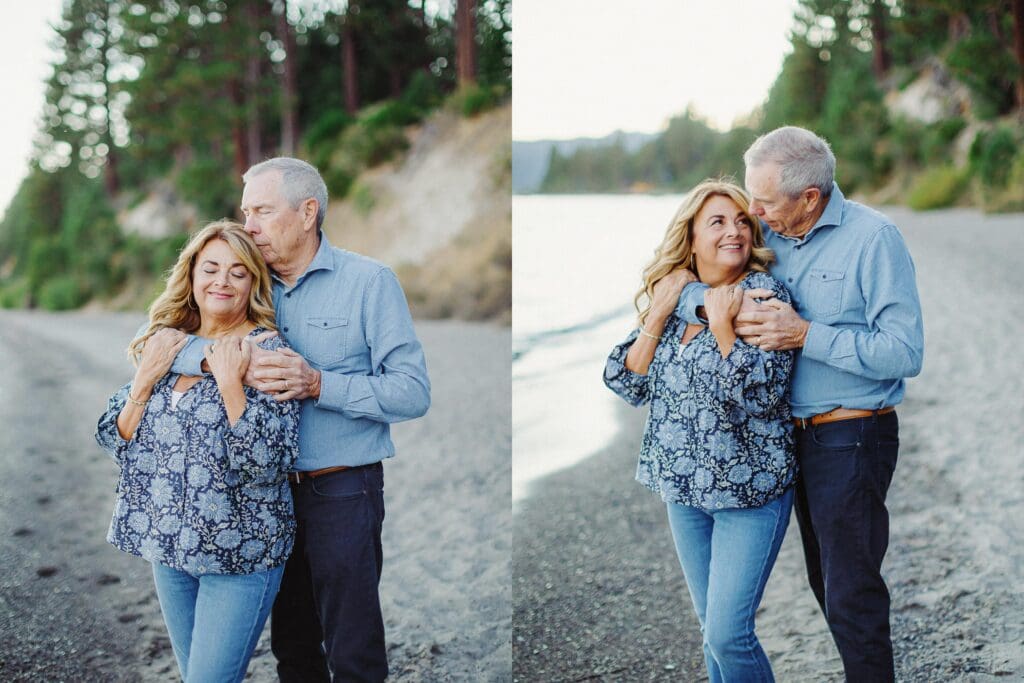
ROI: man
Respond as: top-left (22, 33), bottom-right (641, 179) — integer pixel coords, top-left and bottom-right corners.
top-left (172, 157), bottom-right (431, 681)
top-left (677, 127), bottom-right (923, 681)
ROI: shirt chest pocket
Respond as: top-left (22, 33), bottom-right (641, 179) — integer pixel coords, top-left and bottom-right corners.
top-left (303, 317), bottom-right (349, 367)
top-left (804, 269), bottom-right (845, 318)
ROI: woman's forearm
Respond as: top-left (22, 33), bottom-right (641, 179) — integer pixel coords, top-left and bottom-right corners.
top-left (625, 315), bottom-right (669, 375)
top-left (116, 374), bottom-right (155, 439)
top-left (216, 377), bottom-right (248, 426)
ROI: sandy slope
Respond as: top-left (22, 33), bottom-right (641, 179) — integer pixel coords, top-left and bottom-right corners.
top-left (0, 312), bottom-right (510, 681)
top-left (513, 207), bottom-right (1024, 681)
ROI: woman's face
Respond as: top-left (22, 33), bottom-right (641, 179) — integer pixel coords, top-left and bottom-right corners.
top-left (191, 238), bottom-right (254, 322)
top-left (691, 195), bottom-right (753, 278)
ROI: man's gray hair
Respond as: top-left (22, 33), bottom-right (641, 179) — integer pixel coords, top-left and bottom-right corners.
top-left (744, 126), bottom-right (836, 198)
top-left (243, 157), bottom-right (329, 230)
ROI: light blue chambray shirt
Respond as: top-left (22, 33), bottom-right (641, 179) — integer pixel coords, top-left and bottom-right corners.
top-left (677, 183), bottom-right (923, 418)
top-left (173, 236), bottom-right (431, 471)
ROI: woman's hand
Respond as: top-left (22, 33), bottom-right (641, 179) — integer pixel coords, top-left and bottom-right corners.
top-left (705, 284), bottom-right (744, 357)
top-left (135, 328), bottom-right (187, 390)
top-left (704, 284), bottom-right (744, 329)
top-left (204, 336), bottom-right (252, 385)
top-left (205, 337), bottom-right (252, 425)
top-left (648, 267), bottom-right (697, 324)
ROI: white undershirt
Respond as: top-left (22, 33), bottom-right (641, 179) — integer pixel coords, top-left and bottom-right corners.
top-left (170, 390), bottom-right (185, 410)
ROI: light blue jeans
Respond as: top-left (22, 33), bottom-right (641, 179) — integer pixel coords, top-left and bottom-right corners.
top-left (151, 562), bottom-right (285, 683)
top-left (666, 487), bottom-right (793, 683)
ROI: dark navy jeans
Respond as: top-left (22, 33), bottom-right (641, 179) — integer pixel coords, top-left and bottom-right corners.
top-left (271, 462), bottom-right (387, 683)
top-left (793, 411), bottom-right (899, 683)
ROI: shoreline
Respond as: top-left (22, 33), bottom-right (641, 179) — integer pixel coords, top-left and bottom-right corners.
top-left (513, 206), bottom-right (1024, 681)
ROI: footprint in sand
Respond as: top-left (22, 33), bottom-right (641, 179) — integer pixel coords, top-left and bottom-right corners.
top-left (97, 573), bottom-right (121, 586)
top-left (12, 527), bottom-right (33, 537)
top-left (36, 566), bottom-right (59, 577)
top-left (36, 495), bottom-right (52, 506)
top-left (118, 613), bottom-right (142, 623)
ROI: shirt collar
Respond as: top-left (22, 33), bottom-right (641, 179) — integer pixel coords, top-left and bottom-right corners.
top-left (783, 181), bottom-right (844, 243)
top-left (271, 232), bottom-right (335, 287)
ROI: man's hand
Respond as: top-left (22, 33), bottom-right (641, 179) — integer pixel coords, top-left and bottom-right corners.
top-left (734, 298), bottom-right (810, 351)
top-left (249, 347), bottom-right (322, 401)
top-left (648, 267), bottom-right (697, 323)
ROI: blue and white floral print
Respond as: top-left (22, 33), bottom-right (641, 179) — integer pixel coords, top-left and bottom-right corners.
top-left (604, 271), bottom-right (797, 510)
top-left (96, 329), bottom-right (300, 575)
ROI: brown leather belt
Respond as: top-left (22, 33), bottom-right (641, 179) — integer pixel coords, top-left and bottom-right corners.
top-left (287, 465), bottom-right (351, 484)
top-left (793, 406), bottom-right (895, 429)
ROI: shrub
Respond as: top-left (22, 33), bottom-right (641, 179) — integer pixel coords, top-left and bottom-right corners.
top-left (37, 275), bottom-right (86, 311)
top-left (447, 83), bottom-right (507, 117)
top-left (0, 278), bottom-right (29, 308)
top-left (969, 126), bottom-right (1019, 188)
top-left (906, 165), bottom-right (967, 210)
top-left (303, 110), bottom-right (356, 170)
top-left (176, 158), bottom-right (238, 219)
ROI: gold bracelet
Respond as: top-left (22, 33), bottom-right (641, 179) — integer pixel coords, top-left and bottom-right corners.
top-left (126, 392), bottom-right (148, 407)
top-left (639, 327), bottom-right (662, 341)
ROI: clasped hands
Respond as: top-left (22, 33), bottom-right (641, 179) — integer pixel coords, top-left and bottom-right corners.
top-left (241, 331), bottom-right (321, 401)
top-left (652, 270), bottom-right (810, 352)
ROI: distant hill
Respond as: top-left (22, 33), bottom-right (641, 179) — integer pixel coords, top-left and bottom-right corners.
top-left (512, 131), bottom-right (656, 193)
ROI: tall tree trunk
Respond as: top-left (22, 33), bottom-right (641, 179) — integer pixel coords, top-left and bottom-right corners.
top-left (456, 0), bottom-right (477, 86)
top-left (1013, 0), bottom-right (1024, 115)
top-left (245, 1), bottom-right (263, 164)
top-left (99, 0), bottom-right (119, 196)
top-left (868, 0), bottom-right (891, 81)
top-left (277, 2), bottom-right (299, 155)
top-left (342, 4), bottom-right (360, 114)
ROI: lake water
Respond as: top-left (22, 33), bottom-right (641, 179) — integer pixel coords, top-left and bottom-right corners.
top-left (512, 194), bottom-right (688, 500)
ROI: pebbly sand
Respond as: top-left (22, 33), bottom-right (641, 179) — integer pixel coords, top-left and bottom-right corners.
top-left (513, 207), bottom-right (1024, 681)
top-left (0, 312), bottom-right (510, 681)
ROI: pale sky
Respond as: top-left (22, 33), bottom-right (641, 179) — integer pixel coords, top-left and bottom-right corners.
top-left (0, 0), bottom-right (64, 220)
top-left (512, 0), bottom-right (800, 140)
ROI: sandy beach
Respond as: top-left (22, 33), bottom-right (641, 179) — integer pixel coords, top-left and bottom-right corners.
top-left (513, 207), bottom-right (1024, 681)
top-left (0, 312), bottom-right (510, 681)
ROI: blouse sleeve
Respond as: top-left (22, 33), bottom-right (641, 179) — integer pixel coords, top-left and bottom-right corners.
top-left (603, 327), bottom-right (654, 407)
top-left (221, 334), bottom-right (300, 484)
top-left (95, 383), bottom-right (134, 465)
top-left (702, 273), bottom-right (794, 418)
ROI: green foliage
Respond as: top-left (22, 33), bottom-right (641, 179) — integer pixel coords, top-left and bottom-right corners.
top-left (0, 278), bottom-right (29, 309)
top-left (970, 126), bottom-right (1020, 188)
top-left (351, 182), bottom-right (376, 216)
top-left (946, 31), bottom-right (1017, 120)
top-left (303, 110), bottom-right (356, 171)
top-left (906, 165), bottom-right (967, 210)
top-left (175, 157), bottom-right (239, 220)
top-left (36, 275), bottom-right (87, 311)
top-left (447, 83), bottom-right (507, 117)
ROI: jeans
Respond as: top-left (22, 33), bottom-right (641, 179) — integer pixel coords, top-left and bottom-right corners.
top-left (271, 462), bottom-right (387, 683)
top-left (794, 411), bottom-right (899, 683)
top-left (151, 561), bottom-right (284, 683)
top-left (667, 487), bottom-right (793, 683)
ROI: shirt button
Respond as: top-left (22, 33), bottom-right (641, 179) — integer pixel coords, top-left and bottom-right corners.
top-left (788, 278), bottom-right (793, 283)
top-left (283, 326), bottom-right (289, 332)
top-left (285, 293), bottom-right (291, 298)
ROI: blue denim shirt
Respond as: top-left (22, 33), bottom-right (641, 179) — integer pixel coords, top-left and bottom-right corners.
top-left (96, 331), bottom-right (300, 575)
top-left (605, 271), bottom-right (796, 510)
top-left (677, 184), bottom-right (924, 418)
top-left (173, 237), bottom-right (431, 471)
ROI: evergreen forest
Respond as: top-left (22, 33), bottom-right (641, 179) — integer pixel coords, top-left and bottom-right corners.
top-left (540, 0), bottom-right (1024, 215)
top-left (0, 0), bottom-right (510, 311)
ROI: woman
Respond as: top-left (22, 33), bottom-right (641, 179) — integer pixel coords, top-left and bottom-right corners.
top-left (604, 180), bottom-right (796, 682)
top-left (95, 220), bottom-right (299, 683)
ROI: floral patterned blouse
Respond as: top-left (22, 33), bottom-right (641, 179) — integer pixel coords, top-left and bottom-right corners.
top-left (95, 329), bottom-right (300, 575)
top-left (604, 271), bottom-right (796, 510)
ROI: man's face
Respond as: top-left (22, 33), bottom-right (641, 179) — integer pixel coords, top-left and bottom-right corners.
top-left (240, 170), bottom-right (309, 271)
top-left (745, 163), bottom-right (810, 238)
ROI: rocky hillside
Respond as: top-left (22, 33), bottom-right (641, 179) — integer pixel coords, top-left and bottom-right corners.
top-left (324, 104), bottom-right (510, 324)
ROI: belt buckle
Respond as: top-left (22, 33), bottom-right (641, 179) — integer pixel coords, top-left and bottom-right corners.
top-left (795, 416), bottom-right (810, 429)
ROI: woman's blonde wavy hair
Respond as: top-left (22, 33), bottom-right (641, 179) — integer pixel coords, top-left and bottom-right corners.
top-left (635, 179), bottom-right (774, 326)
top-left (128, 220), bottom-right (277, 363)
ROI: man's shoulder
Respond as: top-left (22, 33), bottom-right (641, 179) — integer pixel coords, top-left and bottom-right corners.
top-left (840, 197), bottom-right (897, 237)
top-left (324, 245), bottom-right (393, 281)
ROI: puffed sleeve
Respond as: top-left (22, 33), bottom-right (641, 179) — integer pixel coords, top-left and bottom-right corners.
top-left (221, 334), bottom-right (300, 484)
top-left (95, 383), bottom-right (134, 465)
top-left (701, 273), bottom-right (794, 418)
top-left (603, 328), bottom-right (653, 407)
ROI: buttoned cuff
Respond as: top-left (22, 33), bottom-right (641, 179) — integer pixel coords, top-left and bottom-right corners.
top-left (314, 369), bottom-right (353, 413)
